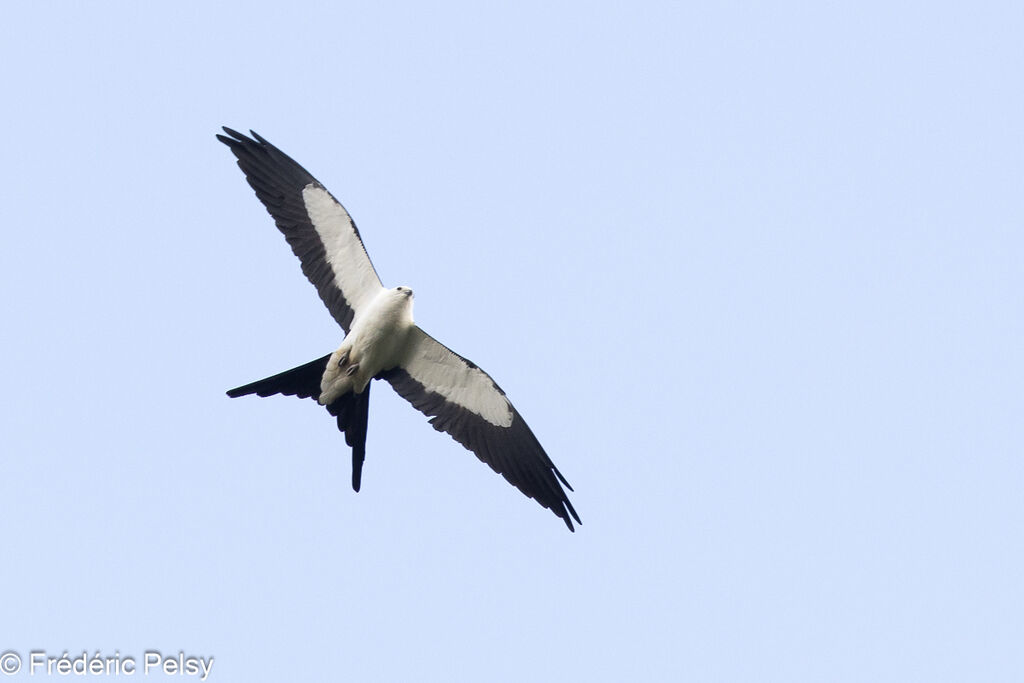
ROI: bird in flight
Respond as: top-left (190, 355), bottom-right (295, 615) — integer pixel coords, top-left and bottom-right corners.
top-left (218, 128), bottom-right (580, 531)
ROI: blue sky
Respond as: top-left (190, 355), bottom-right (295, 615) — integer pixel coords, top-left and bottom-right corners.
top-left (1, 1), bottom-right (1021, 681)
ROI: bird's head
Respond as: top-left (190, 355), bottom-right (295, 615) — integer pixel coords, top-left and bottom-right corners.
top-left (392, 285), bottom-right (415, 321)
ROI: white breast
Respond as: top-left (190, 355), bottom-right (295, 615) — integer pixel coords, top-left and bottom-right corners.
top-left (319, 289), bottom-right (415, 403)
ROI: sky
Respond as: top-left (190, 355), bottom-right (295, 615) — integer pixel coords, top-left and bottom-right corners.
top-left (1, 1), bottom-right (1022, 681)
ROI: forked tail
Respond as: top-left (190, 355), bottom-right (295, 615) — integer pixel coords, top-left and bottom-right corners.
top-left (227, 354), bottom-right (372, 491)
top-left (227, 354), bottom-right (331, 399)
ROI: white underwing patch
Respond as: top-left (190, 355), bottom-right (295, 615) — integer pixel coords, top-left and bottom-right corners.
top-left (403, 330), bottom-right (514, 428)
top-left (303, 184), bottom-right (382, 311)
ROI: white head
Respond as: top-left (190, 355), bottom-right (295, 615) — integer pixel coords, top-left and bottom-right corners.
top-left (392, 285), bottom-right (415, 321)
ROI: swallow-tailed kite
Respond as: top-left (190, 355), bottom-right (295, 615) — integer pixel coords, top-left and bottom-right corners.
top-left (219, 128), bottom-right (580, 531)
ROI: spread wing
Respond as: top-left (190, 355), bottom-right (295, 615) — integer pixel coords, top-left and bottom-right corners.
top-left (380, 327), bottom-right (580, 531)
top-left (217, 127), bottom-right (383, 332)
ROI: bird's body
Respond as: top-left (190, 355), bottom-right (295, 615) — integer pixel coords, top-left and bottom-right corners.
top-left (219, 127), bottom-right (579, 531)
top-left (320, 286), bottom-right (414, 404)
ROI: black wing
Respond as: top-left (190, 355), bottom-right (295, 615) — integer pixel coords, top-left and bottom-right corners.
top-left (217, 127), bottom-right (383, 333)
top-left (380, 327), bottom-right (580, 531)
